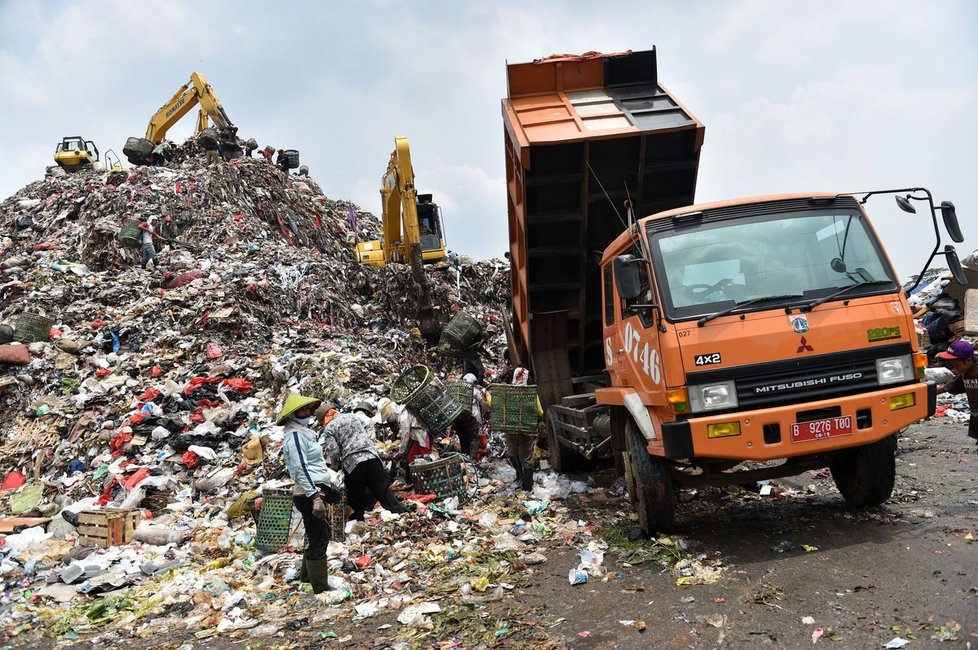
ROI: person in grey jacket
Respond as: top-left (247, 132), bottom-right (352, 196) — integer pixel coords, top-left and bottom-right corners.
top-left (323, 402), bottom-right (407, 520)
top-left (278, 394), bottom-right (342, 594)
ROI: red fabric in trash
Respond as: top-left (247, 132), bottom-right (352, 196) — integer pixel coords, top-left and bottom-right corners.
top-left (184, 376), bottom-right (221, 394)
top-left (109, 430), bottom-right (132, 456)
top-left (403, 493), bottom-right (437, 504)
top-left (354, 555), bottom-right (373, 569)
top-left (151, 365), bottom-right (163, 378)
top-left (164, 270), bottom-right (205, 290)
top-left (0, 344), bottom-right (30, 366)
top-left (33, 242), bottom-right (59, 251)
top-left (182, 451), bottom-right (199, 468)
top-left (128, 412), bottom-right (147, 425)
top-left (2, 470), bottom-right (26, 492)
top-left (406, 440), bottom-right (432, 465)
top-left (121, 468), bottom-right (149, 491)
top-left (136, 387), bottom-right (160, 402)
top-left (95, 477), bottom-right (117, 506)
top-left (222, 378), bottom-right (252, 393)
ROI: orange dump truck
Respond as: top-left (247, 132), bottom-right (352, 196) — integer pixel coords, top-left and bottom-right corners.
top-left (502, 48), bottom-right (967, 533)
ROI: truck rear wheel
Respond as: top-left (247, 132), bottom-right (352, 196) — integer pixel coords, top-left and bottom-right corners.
top-left (830, 434), bottom-right (897, 507)
top-left (626, 420), bottom-right (674, 533)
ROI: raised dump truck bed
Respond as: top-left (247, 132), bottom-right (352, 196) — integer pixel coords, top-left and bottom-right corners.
top-left (503, 47), bottom-right (705, 404)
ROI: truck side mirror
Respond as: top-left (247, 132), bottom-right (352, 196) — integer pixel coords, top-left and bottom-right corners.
top-left (945, 245), bottom-right (967, 285)
top-left (614, 255), bottom-right (642, 300)
top-left (940, 201), bottom-right (964, 243)
top-left (895, 195), bottom-right (916, 214)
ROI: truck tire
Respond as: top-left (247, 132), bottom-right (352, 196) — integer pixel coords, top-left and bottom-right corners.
top-left (829, 434), bottom-right (897, 507)
top-left (626, 420), bottom-right (675, 533)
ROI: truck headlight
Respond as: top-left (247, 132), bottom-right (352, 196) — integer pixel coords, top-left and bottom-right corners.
top-left (876, 355), bottom-right (913, 385)
top-left (689, 380), bottom-right (738, 413)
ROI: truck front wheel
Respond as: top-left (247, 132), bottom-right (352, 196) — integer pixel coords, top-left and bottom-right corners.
top-left (626, 420), bottom-right (675, 534)
top-left (829, 434), bottom-right (897, 507)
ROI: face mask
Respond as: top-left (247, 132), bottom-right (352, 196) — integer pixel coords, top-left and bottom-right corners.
top-left (294, 414), bottom-right (312, 423)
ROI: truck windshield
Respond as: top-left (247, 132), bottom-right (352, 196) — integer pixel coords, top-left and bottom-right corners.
top-left (649, 209), bottom-right (897, 320)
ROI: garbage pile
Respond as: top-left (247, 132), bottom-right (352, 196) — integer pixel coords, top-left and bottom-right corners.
top-left (0, 147), bottom-right (589, 645)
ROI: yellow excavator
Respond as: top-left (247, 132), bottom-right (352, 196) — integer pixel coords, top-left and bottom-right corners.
top-left (356, 136), bottom-right (447, 270)
top-left (53, 136), bottom-right (99, 172)
top-left (355, 136), bottom-right (447, 336)
top-left (125, 71), bottom-right (240, 163)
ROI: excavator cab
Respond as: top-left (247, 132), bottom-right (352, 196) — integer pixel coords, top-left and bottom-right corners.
top-left (54, 136), bottom-right (99, 172)
top-left (416, 194), bottom-right (447, 261)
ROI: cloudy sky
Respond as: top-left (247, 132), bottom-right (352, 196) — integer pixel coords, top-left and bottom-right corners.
top-left (1, 0), bottom-right (974, 281)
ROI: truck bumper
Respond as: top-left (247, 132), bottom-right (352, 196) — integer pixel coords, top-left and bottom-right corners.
top-left (658, 381), bottom-right (935, 461)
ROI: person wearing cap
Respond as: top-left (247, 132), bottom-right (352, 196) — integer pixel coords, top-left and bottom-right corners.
top-left (323, 402), bottom-right (407, 520)
top-left (450, 373), bottom-right (488, 460)
top-left (935, 340), bottom-right (978, 452)
top-left (137, 216), bottom-right (164, 269)
top-left (394, 402), bottom-right (434, 484)
top-left (278, 394), bottom-right (343, 594)
top-left (489, 367), bottom-right (543, 491)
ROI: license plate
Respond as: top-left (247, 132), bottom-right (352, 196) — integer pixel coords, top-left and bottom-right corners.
top-left (790, 415), bottom-right (853, 443)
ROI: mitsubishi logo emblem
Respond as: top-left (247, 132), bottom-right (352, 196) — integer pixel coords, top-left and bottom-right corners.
top-left (797, 336), bottom-right (814, 353)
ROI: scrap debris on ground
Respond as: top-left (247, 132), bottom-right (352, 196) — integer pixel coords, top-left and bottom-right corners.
top-left (2, 140), bottom-right (976, 649)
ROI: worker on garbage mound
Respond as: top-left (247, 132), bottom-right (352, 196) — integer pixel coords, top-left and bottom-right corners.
top-left (935, 339), bottom-right (978, 454)
top-left (323, 401), bottom-right (408, 520)
top-left (278, 394), bottom-right (343, 594)
top-left (451, 373), bottom-right (489, 460)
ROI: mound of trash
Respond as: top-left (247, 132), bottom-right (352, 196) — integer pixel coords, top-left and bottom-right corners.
top-left (0, 148), bottom-right (568, 644)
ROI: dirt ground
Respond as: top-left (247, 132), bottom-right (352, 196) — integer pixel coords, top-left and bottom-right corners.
top-left (6, 417), bottom-right (977, 650)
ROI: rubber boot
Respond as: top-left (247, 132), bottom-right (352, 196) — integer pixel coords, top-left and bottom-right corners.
top-left (521, 465), bottom-right (534, 492)
top-left (305, 557), bottom-right (332, 594)
top-left (299, 558), bottom-right (309, 584)
top-left (508, 456), bottom-right (523, 483)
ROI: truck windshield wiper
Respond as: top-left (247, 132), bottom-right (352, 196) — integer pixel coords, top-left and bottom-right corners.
top-left (697, 294), bottom-right (804, 327)
top-left (800, 280), bottom-right (894, 312)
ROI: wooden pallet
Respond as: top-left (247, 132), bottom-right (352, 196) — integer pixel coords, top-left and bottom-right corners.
top-left (77, 509), bottom-right (141, 548)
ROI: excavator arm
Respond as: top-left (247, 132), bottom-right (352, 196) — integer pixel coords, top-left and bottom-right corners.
top-left (377, 136), bottom-right (440, 338)
top-left (380, 136), bottom-right (423, 264)
top-left (145, 72), bottom-right (234, 144)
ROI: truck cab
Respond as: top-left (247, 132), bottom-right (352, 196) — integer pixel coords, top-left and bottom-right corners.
top-left (602, 191), bottom-right (963, 533)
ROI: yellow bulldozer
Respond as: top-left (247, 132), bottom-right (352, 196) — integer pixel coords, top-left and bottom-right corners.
top-left (53, 136), bottom-right (99, 172)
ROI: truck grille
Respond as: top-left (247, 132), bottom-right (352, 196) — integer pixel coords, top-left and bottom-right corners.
top-left (686, 343), bottom-right (914, 412)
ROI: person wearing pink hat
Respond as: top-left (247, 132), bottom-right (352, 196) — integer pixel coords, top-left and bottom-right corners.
top-left (936, 340), bottom-right (978, 452)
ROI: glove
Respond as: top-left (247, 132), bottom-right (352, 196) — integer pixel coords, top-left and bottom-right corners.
top-left (311, 496), bottom-right (328, 519)
top-left (318, 484), bottom-right (343, 505)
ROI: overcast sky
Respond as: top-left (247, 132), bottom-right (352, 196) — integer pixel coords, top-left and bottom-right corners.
top-left (1, 0), bottom-right (974, 281)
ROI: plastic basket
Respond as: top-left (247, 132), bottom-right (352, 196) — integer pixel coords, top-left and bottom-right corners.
top-left (488, 383), bottom-right (539, 434)
top-left (285, 149), bottom-right (300, 169)
top-left (13, 312), bottom-right (53, 343)
top-left (328, 495), bottom-right (347, 542)
top-left (390, 365), bottom-right (463, 433)
top-left (437, 312), bottom-right (481, 353)
top-left (409, 453), bottom-right (467, 500)
top-left (118, 219), bottom-right (142, 250)
top-left (445, 381), bottom-right (474, 411)
top-left (256, 488), bottom-right (298, 553)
